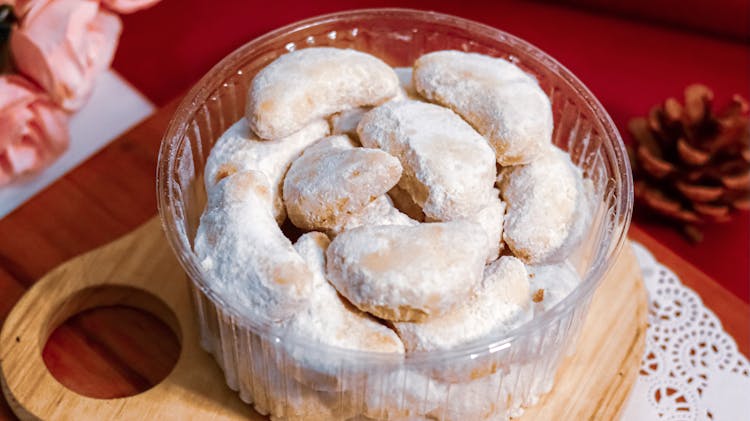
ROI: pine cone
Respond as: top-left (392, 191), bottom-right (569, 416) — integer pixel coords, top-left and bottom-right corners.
top-left (628, 84), bottom-right (750, 242)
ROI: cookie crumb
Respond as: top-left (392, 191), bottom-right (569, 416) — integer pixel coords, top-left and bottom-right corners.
top-left (532, 288), bottom-right (545, 303)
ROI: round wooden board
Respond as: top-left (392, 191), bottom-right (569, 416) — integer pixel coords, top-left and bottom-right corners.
top-left (1, 217), bottom-right (647, 420)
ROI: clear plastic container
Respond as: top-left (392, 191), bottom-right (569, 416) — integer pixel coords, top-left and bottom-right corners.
top-left (157, 9), bottom-right (633, 420)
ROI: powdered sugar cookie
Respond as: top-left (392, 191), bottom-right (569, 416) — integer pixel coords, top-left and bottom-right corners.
top-left (204, 118), bottom-right (329, 223)
top-left (249, 350), bottom-right (357, 420)
top-left (426, 359), bottom-right (555, 420)
top-left (327, 67), bottom-right (416, 141)
top-left (283, 135), bottom-right (403, 231)
top-left (329, 107), bottom-right (370, 141)
top-left (247, 47), bottom-right (400, 139)
top-left (498, 146), bottom-right (587, 264)
top-left (363, 368), bottom-right (446, 420)
top-left (470, 190), bottom-right (506, 263)
top-left (395, 256), bottom-right (529, 353)
top-left (328, 194), bottom-right (418, 237)
top-left (357, 100), bottom-right (496, 221)
top-left (527, 260), bottom-right (581, 314)
top-left (281, 232), bottom-right (404, 392)
top-left (427, 369), bottom-right (510, 421)
top-left (414, 50), bottom-right (552, 165)
top-left (326, 220), bottom-right (489, 322)
top-left (194, 171), bottom-right (313, 321)
top-left (327, 66), bottom-right (418, 142)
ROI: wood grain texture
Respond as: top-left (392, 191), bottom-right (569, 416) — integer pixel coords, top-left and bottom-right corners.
top-left (1, 218), bottom-right (257, 420)
top-left (0, 99), bottom-right (179, 421)
top-left (43, 306), bottom-right (180, 399)
top-left (1, 216), bottom-right (646, 420)
top-left (521, 243), bottom-right (648, 420)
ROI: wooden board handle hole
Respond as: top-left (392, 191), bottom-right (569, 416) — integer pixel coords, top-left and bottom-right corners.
top-left (40, 286), bottom-right (182, 399)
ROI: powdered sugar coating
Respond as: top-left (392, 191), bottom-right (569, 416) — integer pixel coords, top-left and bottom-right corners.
top-left (247, 47), bottom-right (400, 139)
top-left (498, 146), bottom-right (586, 264)
top-left (194, 48), bottom-right (601, 419)
top-left (326, 220), bottom-right (489, 322)
top-left (427, 369), bottom-right (510, 421)
top-left (329, 107), bottom-right (369, 141)
top-left (194, 171), bottom-right (312, 321)
top-left (364, 369), bottom-right (446, 419)
top-left (470, 191), bottom-right (506, 263)
top-left (328, 194), bottom-right (417, 237)
top-left (251, 354), bottom-right (357, 420)
top-left (527, 260), bottom-right (581, 314)
top-left (283, 135), bottom-right (403, 231)
top-left (357, 100), bottom-right (496, 221)
top-left (281, 232), bottom-right (404, 391)
top-left (394, 256), bottom-right (529, 352)
top-left (327, 66), bottom-right (418, 141)
top-left (204, 118), bottom-right (329, 223)
top-left (414, 50), bottom-right (552, 165)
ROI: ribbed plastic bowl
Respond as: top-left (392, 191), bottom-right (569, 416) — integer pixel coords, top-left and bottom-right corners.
top-left (157, 8), bottom-right (632, 420)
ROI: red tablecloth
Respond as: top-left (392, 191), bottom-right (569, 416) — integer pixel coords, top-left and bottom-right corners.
top-left (553, 0), bottom-right (750, 41)
top-left (113, 0), bottom-right (750, 302)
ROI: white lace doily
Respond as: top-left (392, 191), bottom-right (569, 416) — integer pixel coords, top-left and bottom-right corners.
top-left (621, 242), bottom-right (750, 420)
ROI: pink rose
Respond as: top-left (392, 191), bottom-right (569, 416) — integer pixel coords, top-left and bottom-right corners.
top-left (10, 0), bottom-right (122, 111)
top-left (0, 75), bottom-right (69, 185)
top-left (100, 0), bottom-right (160, 14)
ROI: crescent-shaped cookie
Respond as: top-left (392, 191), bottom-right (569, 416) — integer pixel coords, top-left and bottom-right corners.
top-left (498, 146), bottom-right (589, 264)
top-left (328, 194), bottom-right (418, 237)
top-left (413, 50), bottom-right (552, 165)
top-left (247, 47), bottom-right (400, 139)
top-left (204, 118), bottom-right (329, 223)
top-left (394, 256), bottom-right (529, 353)
top-left (326, 220), bottom-right (489, 322)
top-left (357, 100), bottom-right (496, 221)
top-left (327, 66), bottom-right (418, 141)
top-left (194, 170), bottom-right (313, 321)
top-left (283, 135), bottom-right (403, 231)
top-left (282, 232), bottom-right (404, 391)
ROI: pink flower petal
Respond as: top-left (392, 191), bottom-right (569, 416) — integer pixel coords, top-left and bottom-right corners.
top-left (6, 142), bottom-right (41, 174)
top-left (0, 75), bottom-right (37, 110)
top-left (11, 0), bottom-right (122, 111)
top-left (88, 8), bottom-right (122, 75)
top-left (30, 101), bottom-right (70, 152)
top-left (100, 0), bottom-right (161, 14)
top-left (0, 75), bottom-right (70, 186)
top-left (0, 107), bottom-right (35, 150)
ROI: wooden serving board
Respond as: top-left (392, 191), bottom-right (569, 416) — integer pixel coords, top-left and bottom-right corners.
top-left (0, 217), bottom-right (647, 420)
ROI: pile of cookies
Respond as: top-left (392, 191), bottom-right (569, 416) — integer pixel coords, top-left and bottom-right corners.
top-left (194, 47), bottom-right (591, 420)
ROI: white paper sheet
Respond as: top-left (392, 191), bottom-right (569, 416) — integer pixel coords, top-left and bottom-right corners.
top-left (0, 69), bottom-right (155, 218)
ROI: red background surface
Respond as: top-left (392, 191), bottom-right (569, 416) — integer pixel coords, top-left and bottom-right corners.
top-left (112, 0), bottom-right (750, 301)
